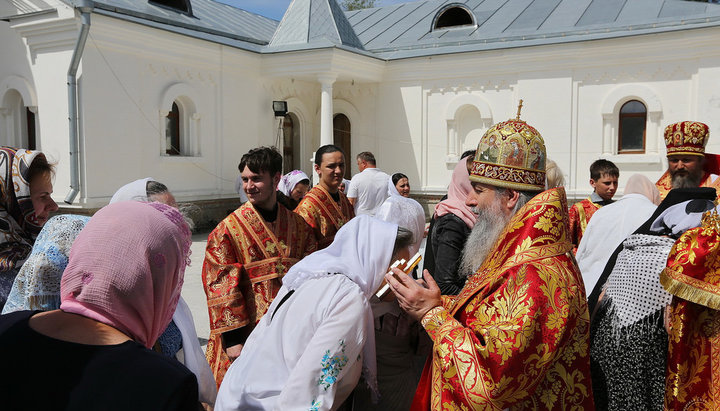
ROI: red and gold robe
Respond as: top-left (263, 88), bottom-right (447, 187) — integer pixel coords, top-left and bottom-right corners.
top-left (412, 187), bottom-right (595, 410)
top-left (202, 202), bottom-right (317, 386)
top-left (568, 197), bottom-right (601, 252)
top-left (660, 223), bottom-right (720, 410)
top-left (295, 185), bottom-right (354, 249)
top-left (656, 170), bottom-right (720, 200)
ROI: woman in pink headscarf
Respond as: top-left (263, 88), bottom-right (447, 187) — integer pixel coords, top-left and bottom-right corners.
top-left (0, 201), bottom-right (198, 411)
top-left (426, 154), bottom-right (477, 295)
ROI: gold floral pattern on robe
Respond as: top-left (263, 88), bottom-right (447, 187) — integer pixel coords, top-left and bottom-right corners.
top-left (412, 187), bottom-right (594, 410)
top-left (568, 197), bottom-right (601, 252)
top-left (202, 202), bottom-right (317, 386)
top-left (660, 218), bottom-right (720, 410)
top-left (295, 185), bottom-right (354, 249)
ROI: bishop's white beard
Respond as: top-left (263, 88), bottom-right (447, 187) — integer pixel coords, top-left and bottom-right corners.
top-left (458, 198), bottom-right (510, 279)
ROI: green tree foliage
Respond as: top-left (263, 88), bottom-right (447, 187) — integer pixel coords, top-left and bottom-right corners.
top-left (340, 0), bottom-right (376, 11)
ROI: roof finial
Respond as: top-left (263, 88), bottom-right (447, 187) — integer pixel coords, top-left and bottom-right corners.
top-left (516, 99), bottom-right (524, 121)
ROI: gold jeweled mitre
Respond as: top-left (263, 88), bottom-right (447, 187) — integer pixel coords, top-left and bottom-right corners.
top-left (470, 100), bottom-right (547, 192)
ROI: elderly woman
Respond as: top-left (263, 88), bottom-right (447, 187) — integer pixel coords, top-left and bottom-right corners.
top-left (110, 177), bottom-right (215, 405)
top-left (215, 215), bottom-right (414, 410)
top-left (0, 148), bottom-right (59, 310)
top-left (0, 201), bottom-right (198, 410)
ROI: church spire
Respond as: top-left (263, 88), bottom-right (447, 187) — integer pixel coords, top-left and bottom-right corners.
top-left (269, 0), bottom-right (364, 50)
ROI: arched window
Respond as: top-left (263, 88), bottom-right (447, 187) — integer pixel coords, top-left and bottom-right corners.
top-left (333, 114), bottom-right (351, 179)
top-left (282, 113), bottom-right (296, 172)
top-left (165, 102), bottom-right (180, 155)
top-left (434, 5), bottom-right (474, 30)
top-left (618, 100), bottom-right (647, 153)
top-left (1, 89), bottom-right (36, 149)
top-left (149, 0), bottom-right (192, 15)
top-left (161, 95), bottom-right (199, 157)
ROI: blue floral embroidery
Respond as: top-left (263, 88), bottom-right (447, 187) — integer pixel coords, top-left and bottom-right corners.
top-left (309, 398), bottom-right (322, 411)
top-left (317, 339), bottom-right (349, 391)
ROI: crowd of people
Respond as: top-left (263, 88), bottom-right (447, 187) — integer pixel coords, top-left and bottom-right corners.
top-left (0, 114), bottom-right (719, 410)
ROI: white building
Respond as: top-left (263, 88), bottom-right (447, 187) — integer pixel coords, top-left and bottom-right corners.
top-left (2, 0), bottom-right (720, 222)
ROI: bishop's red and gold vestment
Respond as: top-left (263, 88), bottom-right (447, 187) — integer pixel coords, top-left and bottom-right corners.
top-left (202, 202), bottom-right (317, 386)
top-left (294, 185), bottom-right (354, 249)
top-left (660, 216), bottom-right (720, 410)
top-left (568, 197), bottom-right (601, 252)
top-left (655, 170), bottom-right (720, 200)
top-left (412, 187), bottom-right (595, 410)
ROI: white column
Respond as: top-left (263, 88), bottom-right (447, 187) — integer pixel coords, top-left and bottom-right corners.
top-left (318, 74), bottom-right (337, 147)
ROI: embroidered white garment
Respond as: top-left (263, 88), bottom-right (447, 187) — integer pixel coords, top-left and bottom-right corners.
top-left (216, 215), bottom-right (398, 411)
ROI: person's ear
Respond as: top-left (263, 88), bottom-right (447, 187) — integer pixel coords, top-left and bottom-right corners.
top-left (314, 163), bottom-right (321, 176)
top-left (589, 178), bottom-right (597, 190)
top-left (272, 172), bottom-right (281, 189)
top-left (503, 189), bottom-right (520, 215)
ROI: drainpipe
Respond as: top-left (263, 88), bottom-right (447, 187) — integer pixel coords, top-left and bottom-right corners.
top-left (64, 0), bottom-right (93, 204)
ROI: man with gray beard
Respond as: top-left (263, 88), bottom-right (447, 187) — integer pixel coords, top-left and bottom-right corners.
top-left (385, 110), bottom-right (594, 410)
top-left (655, 121), bottom-right (720, 199)
top-left (457, 193), bottom-right (512, 279)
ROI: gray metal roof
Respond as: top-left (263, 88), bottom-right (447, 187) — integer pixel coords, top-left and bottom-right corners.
top-left (84, 0), bottom-right (278, 48)
top-left (57, 0), bottom-right (720, 59)
top-left (268, 0), bottom-right (364, 51)
top-left (345, 0), bottom-right (720, 59)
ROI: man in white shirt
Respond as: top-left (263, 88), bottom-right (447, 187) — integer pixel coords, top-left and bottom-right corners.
top-left (347, 151), bottom-right (389, 216)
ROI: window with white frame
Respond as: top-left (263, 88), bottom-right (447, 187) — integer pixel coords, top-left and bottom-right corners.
top-left (618, 100), bottom-right (647, 154)
top-left (162, 96), bottom-right (199, 157)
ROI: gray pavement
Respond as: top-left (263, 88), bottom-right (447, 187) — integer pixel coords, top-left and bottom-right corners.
top-left (181, 230), bottom-right (212, 346)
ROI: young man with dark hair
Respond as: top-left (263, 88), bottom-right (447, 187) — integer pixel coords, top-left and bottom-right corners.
top-left (295, 144), bottom-right (355, 249)
top-left (568, 158), bottom-right (619, 251)
top-left (201, 146), bottom-right (317, 387)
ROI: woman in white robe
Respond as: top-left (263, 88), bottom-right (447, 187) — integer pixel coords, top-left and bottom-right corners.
top-left (215, 215), bottom-right (414, 411)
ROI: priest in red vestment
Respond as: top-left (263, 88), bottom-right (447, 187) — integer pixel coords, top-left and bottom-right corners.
top-left (295, 144), bottom-right (355, 249)
top-left (202, 147), bottom-right (317, 386)
top-left (661, 207), bottom-right (720, 410)
top-left (656, 121), bottom-right (720, 199)
top-left (386, 111), bottom-right (595, 410)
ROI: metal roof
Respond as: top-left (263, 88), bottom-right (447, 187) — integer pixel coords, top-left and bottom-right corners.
top-left (85, 0), bottom-right (278, 48)
top-left (268, 0), bottom-right (364, 51)
top-left (345, 0), bottom-right (720, 59)
top-left (58, 0), bottom-right (720, 58)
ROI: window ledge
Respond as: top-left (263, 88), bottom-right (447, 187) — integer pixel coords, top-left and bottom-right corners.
top-left (159, 154), bottom-right (203, 162)
top-left (602, 153), bottom-right (662, 165)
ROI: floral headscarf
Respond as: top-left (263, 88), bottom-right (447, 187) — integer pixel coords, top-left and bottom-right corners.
top-left (0, 147), bottom-right (49, 271)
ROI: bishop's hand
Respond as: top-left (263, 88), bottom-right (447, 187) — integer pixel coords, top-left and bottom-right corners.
top-left (385, 268), bottom-right (442, 322)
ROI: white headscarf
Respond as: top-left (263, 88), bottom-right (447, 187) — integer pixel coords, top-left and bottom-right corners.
top-left (109, 177), bottom-right (153, 203)
top-left (376, 176), bottom-right (425, 255)
top-left (282, 215), bottom-right (398, 399)
top-left (277, 170), bottom-right (310, 197)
